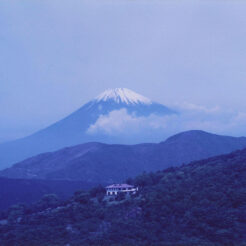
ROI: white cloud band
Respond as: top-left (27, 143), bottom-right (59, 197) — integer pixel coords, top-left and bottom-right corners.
top-left (86, 104), bottom-right (246, 139)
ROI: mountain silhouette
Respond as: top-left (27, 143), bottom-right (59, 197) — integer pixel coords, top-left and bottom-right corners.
top-left (1, 130), bottom-right (246, 183)
top-left (0, 88), bottom-right (175, 169)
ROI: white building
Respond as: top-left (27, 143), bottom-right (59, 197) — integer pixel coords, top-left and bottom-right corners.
top-left (105, 184), bottom-right (138, 196)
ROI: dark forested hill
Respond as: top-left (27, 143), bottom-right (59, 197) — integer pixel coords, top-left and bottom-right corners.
top-left (1, 130), bottom-right (246, 184)
top-left (1, 148), bottom-right (246, 245)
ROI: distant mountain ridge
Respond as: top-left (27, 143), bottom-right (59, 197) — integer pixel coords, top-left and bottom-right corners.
top-left (1, 130), bottom-right (246, 183)
top-left (0, 88), bottom-right (175, 169)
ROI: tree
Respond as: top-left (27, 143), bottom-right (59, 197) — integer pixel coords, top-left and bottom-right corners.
top-left (38, 194), bottom-right (59, 209)
top-left (116, 192), bottom-right (126, 201)
top-left (73, 191), bottom-right (90, 204)
top-left (89, 185), bottom-right (106, 197)
top-left (7, 203), bottom-right (26, 223)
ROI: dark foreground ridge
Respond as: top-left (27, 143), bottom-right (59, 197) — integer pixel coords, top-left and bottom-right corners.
top-left (1, 148), bottom-right (246, 245)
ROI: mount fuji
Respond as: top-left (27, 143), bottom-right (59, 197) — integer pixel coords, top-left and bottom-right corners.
top-left (0, 88), bottom-right (176, 169)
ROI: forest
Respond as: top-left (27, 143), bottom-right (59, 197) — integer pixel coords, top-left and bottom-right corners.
top-left (1, 148), bottom-right (246, 246)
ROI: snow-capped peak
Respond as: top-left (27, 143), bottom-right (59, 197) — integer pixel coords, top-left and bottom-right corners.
top-left (95, 88), bottom-right (152, 105)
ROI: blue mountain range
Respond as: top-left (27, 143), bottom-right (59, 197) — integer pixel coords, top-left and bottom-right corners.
top-left (0, 88), bottom-right (176, 169)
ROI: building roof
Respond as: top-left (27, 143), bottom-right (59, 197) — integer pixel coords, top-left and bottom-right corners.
top-left (106, 184), bottom-right (134, 189)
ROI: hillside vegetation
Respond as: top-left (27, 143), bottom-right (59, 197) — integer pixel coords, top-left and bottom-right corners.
top-left (1, 148), bottom-right (246, 245)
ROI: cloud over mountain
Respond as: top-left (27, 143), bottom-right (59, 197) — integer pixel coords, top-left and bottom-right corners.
top-left (0, 88), bottom-right (176, 168)
top-left (1, 87), bottom-right (246, 169)
top-left (87, 102), bottom-right (246, 138)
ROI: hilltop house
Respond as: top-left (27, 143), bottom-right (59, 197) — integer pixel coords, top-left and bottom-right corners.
top-left (106, 184), bottom-right (138, 196)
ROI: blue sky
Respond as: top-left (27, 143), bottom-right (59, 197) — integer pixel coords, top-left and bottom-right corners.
top-left (0, 0), bottom-right (246, 142)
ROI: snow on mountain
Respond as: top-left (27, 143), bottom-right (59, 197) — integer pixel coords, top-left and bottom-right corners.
top-left (0, 88), bottom-right (176, 169)
top-left (95, 88), bottom-right (152, 105)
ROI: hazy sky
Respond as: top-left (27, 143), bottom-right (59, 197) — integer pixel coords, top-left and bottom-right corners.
top-left (0, 0), bottom-right (246, 142)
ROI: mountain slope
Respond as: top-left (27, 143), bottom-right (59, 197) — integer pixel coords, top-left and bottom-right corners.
top-left (1, 130), bottom-right (246, 183)
top-left (1, 148), bottom-right (246, 245)
top-left (0, 178), bottom-right (99, 211)
top-left (0, 88), bottom-right (175, 169)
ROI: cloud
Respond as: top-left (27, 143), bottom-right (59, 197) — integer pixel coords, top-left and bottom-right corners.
top-left (86, 104), bottom-right (246, 140)
top-left (174, 102), bottom-right (220, 113)
top-left (87, 109), bottom-right (172, 136)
